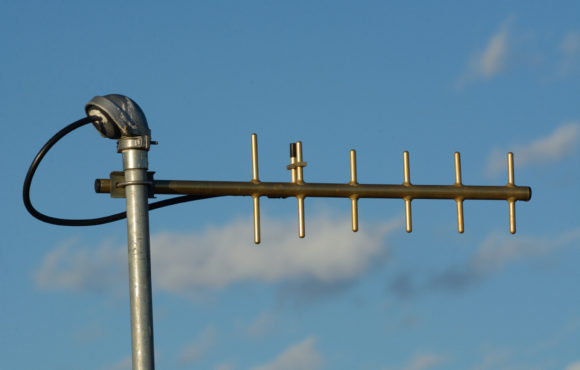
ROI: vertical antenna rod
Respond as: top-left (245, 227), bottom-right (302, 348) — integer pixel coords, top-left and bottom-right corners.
top-left (296, 141), bottom-right (305, 238)
top-left (403, 151), bottom-right (412, 233)
top-left (350, 150), bottom-right (359, 232)
top-left (287, 142), bottom-right (308, 238)
top-left (454, 152), bottom-right (464, 233)
top-left (289, 143), bottom-right (297, 183)
top-left (507, 152), bottom-right (516, 234)
top-left (251, 134), bottom-right (261, 244)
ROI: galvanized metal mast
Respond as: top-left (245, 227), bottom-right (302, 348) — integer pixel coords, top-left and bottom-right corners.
top-left (85, 95), bottom-right (156, 370)
top-left (119, 136), bottom-right (155, 370)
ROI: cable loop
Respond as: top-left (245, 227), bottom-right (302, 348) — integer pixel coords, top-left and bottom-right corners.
top-left (23, 116), bottom-right (213, 226)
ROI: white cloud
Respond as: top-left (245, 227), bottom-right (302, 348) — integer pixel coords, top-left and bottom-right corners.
top-left (486, 122), bottom-right (579, 176)
top-left (152, 215), bottom-right (394, 295)
top-left (178, 325), bottom-right (218, 365)
top-left (528, 317), bottom-right (580, 356)
top-left (457, 20), bottom-right (511, 87)
top-left (391, 227), bottom-right (580, 297)
top-left (561, 32), bottom-right (580, 55)
top-left (435, 227), bottom-right (580, 290)
top-left (101, 355), bottom-right (132, 370)
top-left (471, 231), bottom-right (567, 272)
top-left (469, 348), bottom-right (512, 370)
top-left (479, 26), bottom-right (509, 77)
top-left (214, 363), bottom-right (236, 370)
top-left (247, 310), bottom-right (280, 339)
top-left (565, 360), bottom-right (580, 370)
top-left (35, 214), bottom-right (396, 296)
top-left (34, 237), bottom-right (125, 293)
top-left (385, 352), bottom-right (447, 370)
top-left (74, 321), bottom-right (105, 343)
top-left (251, 336), bottom-right (322, 370)
top-left (560, 31), bottom-right (580, 76)
top-left (466, 317), bottom-right (580, 369)
top-left (403, 353), bottom-right (447, 370)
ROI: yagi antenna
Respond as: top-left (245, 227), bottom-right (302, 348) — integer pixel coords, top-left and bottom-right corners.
top-left (25, 95), bottom-right (532, 370)
top-left (96, 133), bottom-right (532, 244)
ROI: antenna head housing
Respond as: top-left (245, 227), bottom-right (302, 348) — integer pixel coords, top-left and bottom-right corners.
top-left (85, 94), bottom-right (150, 139)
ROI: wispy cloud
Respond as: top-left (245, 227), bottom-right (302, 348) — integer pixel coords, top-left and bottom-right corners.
top-left (458, 24), bottom-right (580, 84)
top-left (101, 355), bottom-right (132, 370)
top-left (469, 347), bottom-right (512, 370)
top-left (74, 321), bottom-right (105, 344)
top-left (466, 316), bottom-right (580, 370)
top-left (403, 353), bottom-right (447, 370)
top-left (559, 31), bottom-right (580, 76)
top-left (251, 336), bottom-right (322, 370)
top-left (565, 360), bottom-right (580, 370)
top-left (35, 214), bottom-right (397, 298)
top-left (178, 325), bottom-right (218, 366)
top-left (152, 216), bottom-right (394, 295)
top-left (469, 343), bottom-right (562, 370)
top-left (34, 237), bottom-right (125, 293)
top-left (214, 363), bottom-right (236, 370)
top-left (457, 19), bottom-right (512, 87)
top-left (429, 227), bottom-right (580, 293)
top-left (486, 122), bottom-right (579, 177)
top-left (389, 227), bottom-right (580, 298)
top-left (527, 317), bottom-right (580, 356)
top-left (385, 352), bottom-right (448, 370)
top-left (246, 310), bottom-right (280, 339)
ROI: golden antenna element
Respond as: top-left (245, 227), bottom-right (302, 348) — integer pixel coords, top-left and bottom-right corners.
top-left (507, 151), bottom-right (516, 234)
top-left (251, 134), bottom-right (261, 244)
top-left (454, 152), bottom-right (464, 234)
top-left (296, 141), bottom-right (306, 238)
top-left (95, 134), bottom-right (532, 243)
top-left (403, 151), bottom-right (412, 233)
top-left (349, 150), bottom-right (359, 232)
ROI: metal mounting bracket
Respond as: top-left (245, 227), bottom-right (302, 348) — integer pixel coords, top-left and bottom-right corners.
top-left (104, 171), bottom-right (156, 199)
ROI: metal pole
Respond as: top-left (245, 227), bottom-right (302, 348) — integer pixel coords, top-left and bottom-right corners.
top-left (119, 136), bottom-right (155, 370)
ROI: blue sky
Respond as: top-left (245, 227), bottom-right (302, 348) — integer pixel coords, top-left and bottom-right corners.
top-left (1, 1), bottom-right (579, 369)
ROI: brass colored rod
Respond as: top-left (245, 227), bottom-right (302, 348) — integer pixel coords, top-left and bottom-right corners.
top-left (250, 134), bottom-right (261, 244)
top-left (296, 141), bottom-right (304, 184)
top-left (96, 179), bottom-right (531, 201)
top-left (402, 151), bottom-right (412, 232)
top-left (296, 142), bottom-right (305, 237)
top-left (509, 200), bottom-right (516, 234)
top-left (253, 196), bottom-right (261, 243)
top-left (349, 150), bottom-right (357, 184)
top-left (454, 152), bottom-right (464, 233)
top-left (403, 151), bottom-right (411, 185)
top-left (507, 153), bottom-right (516, 234)
top-left (298, 195), bottom-right (305, 238)
top-left (351, 198), bottom-right (358, 232)
top-left (349, 150), bottom-right (358, 232)
top-left (507, 152), bottom-right (514, 185)
top-left (454, 152), bottom-right (462, 185)
top-left (456, 200), bottom-right (464, 233)
top-left (404, 199), bottom-right (412, 233)
top-left (251, 134), bottom-right (259, 183)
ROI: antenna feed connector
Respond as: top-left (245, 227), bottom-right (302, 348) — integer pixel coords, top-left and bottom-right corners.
top-left (287, 142), bottom-right (307, 184)
top-left (85, 94), bottom-right (151, 139)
